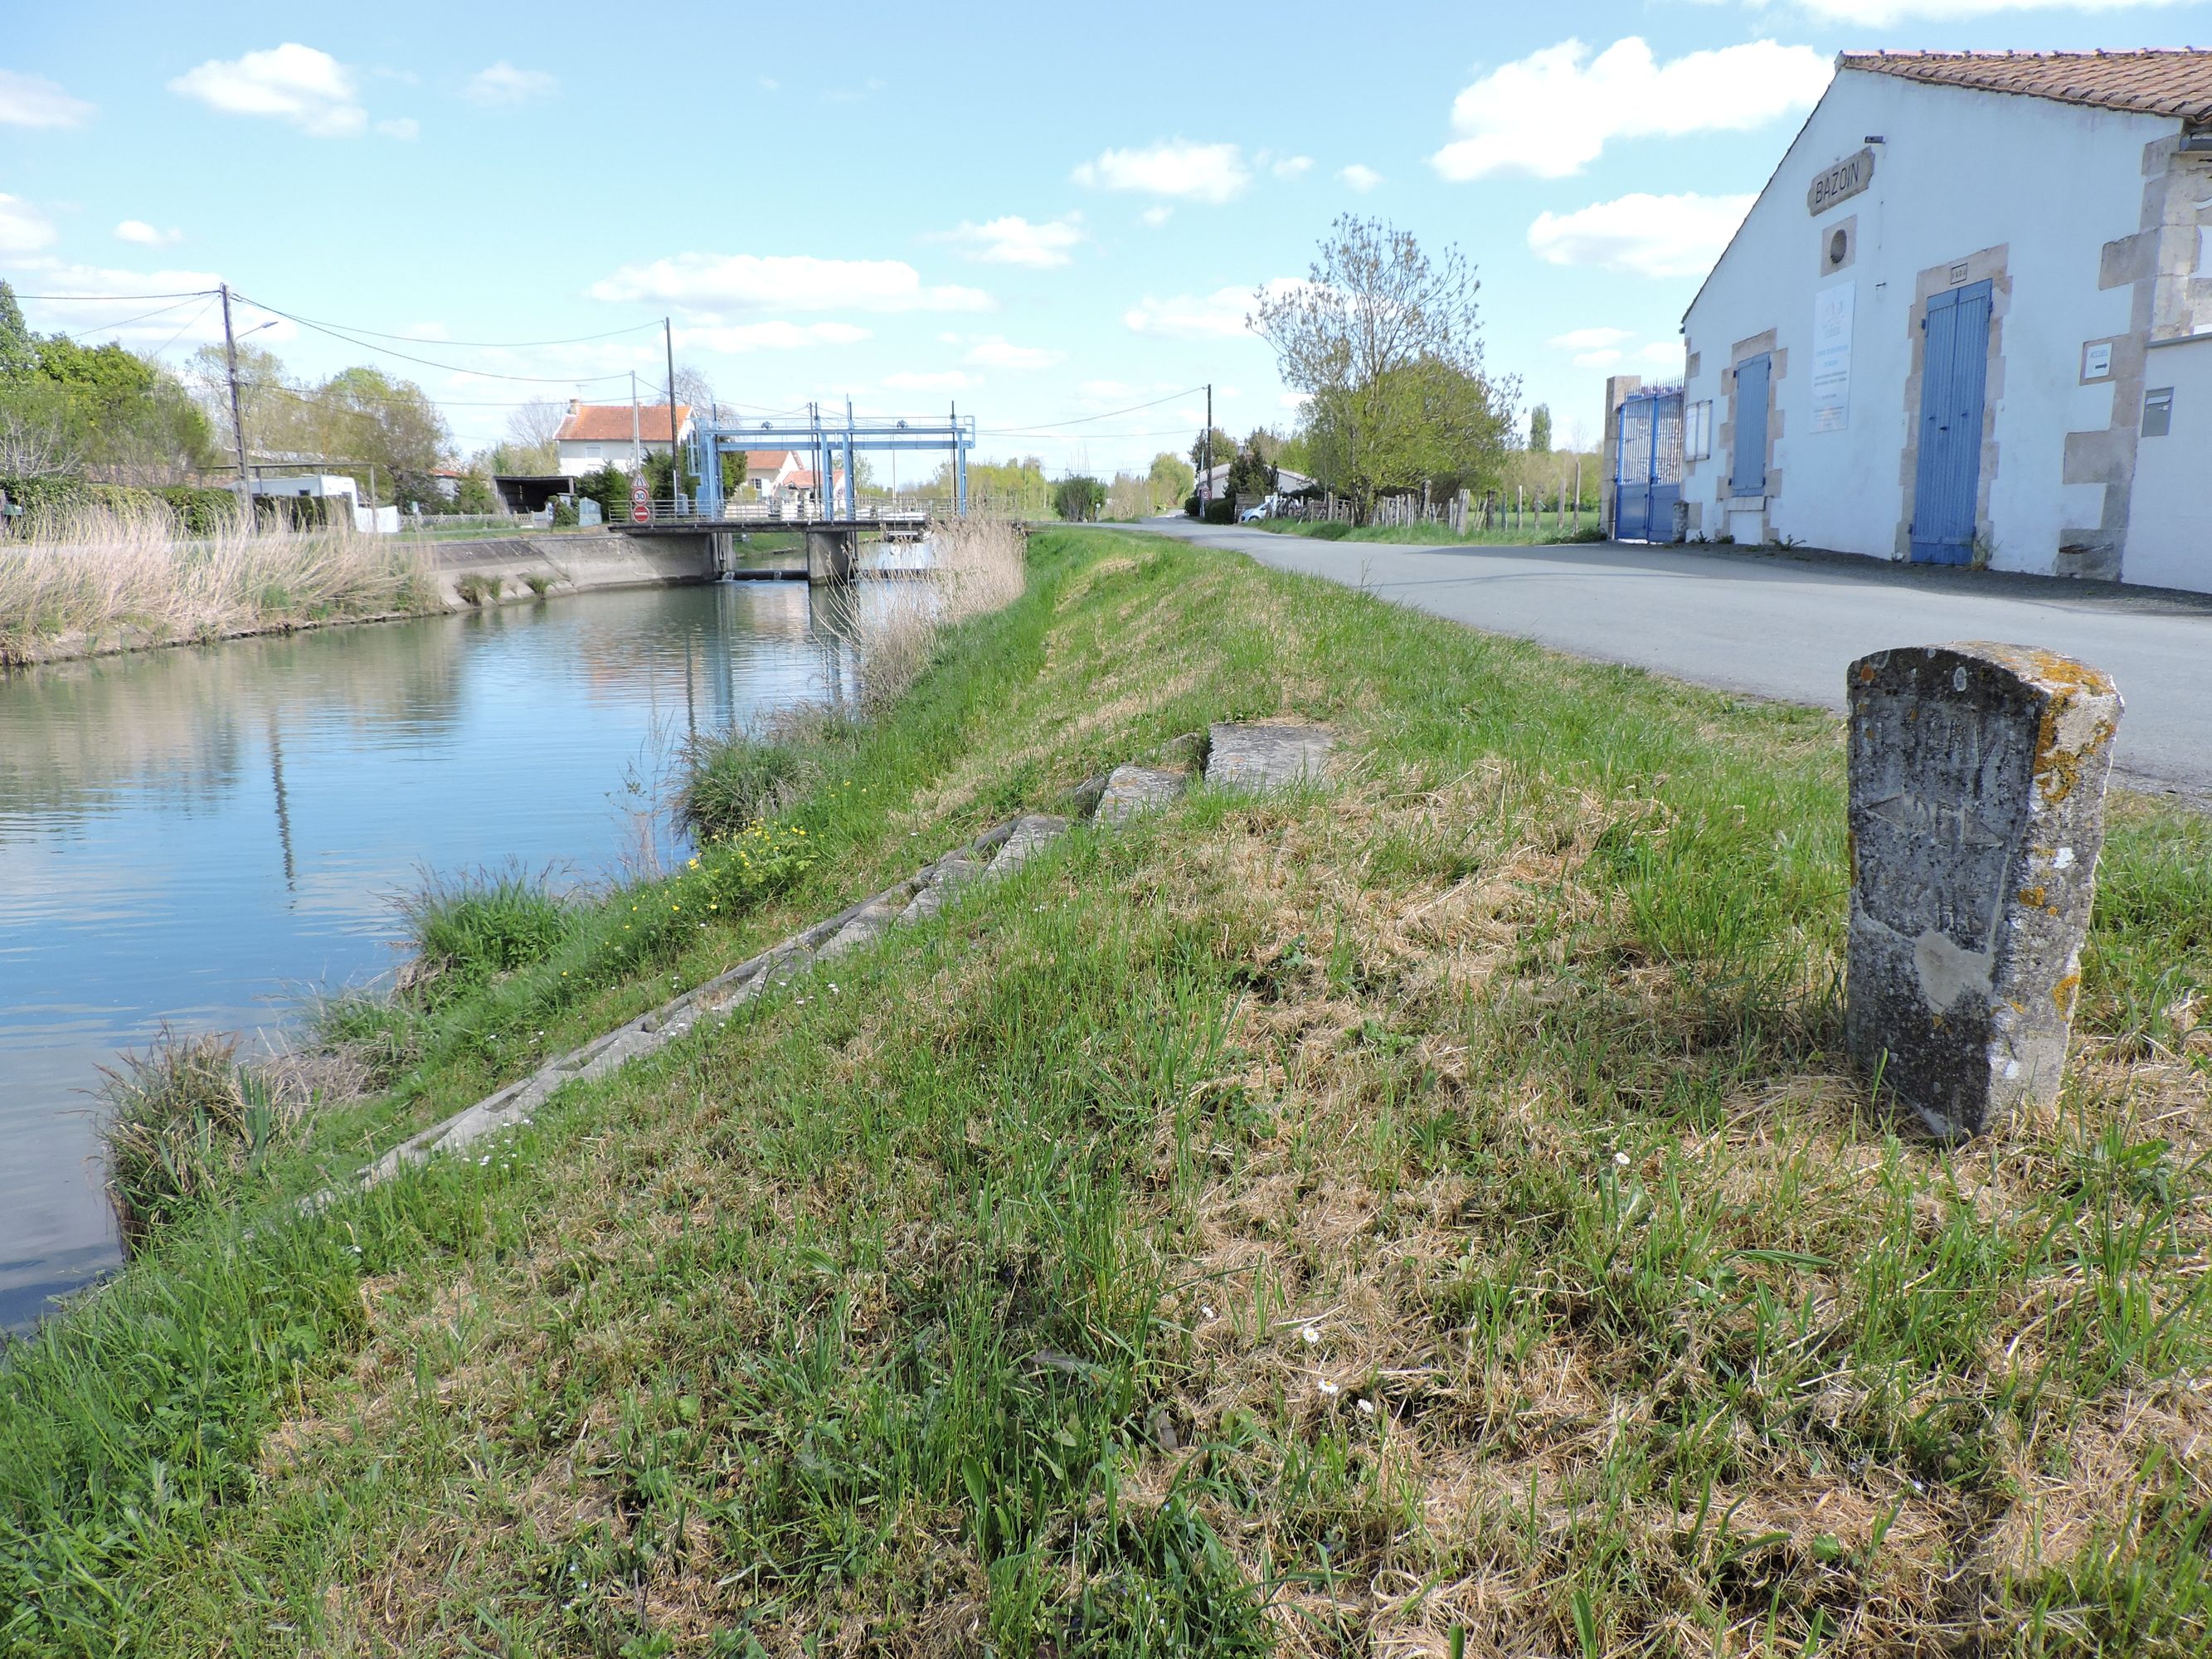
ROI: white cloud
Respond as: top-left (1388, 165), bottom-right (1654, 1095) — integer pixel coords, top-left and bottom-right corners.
top-left (1432, 37), bottom-right (1830, 180)
top-left (1548, 326), bottom-right (1632, 350)
top-left (0, 196), bottom-right (57, 255)
top-left (672, 320), bottom-right (873, 352)
top-left (965, 337), bottom-right (1067, 369)
top-left (375, 116), bottom-right (419, 139)
top-left (466, 62), bottom-right (557, 106)
top-left (1073, 140), bottom-right (1250, 203)
top-left (1572, 348), bottom-right (1623, 369)
top-left (1637, 341), bottom-right (1685, 368)
top-left (882, 370), bottom-right (981, 392)
top-left (940, 214), bottom-right (1083, 269)
top-left (114, 220), bottom-right (182, 247)
top-left (169, 43), bottom-right (367, 137)
top-left (0, 70), bottom-right (95, 129)
top-left (591, 253), bottom-right (992, 314)
top-left (1272, 155), bottom-right (1313, 179)
top-left (1140, 206), bottom-right (1173, 227)
top-left (1528, 192), bottom-right (1755, 279)
top-left (1337, 164), bottom-right (1383, 192)
top-left (1125, 282), bottom-right (1294, 340)
top-left (758, 75), bottom-right (779, 92)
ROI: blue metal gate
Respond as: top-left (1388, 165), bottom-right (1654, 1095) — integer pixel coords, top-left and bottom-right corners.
top-left (1910, 280), bottom-right (1993, 564)
top-left (1612, 387), bottom-right (1683, 541)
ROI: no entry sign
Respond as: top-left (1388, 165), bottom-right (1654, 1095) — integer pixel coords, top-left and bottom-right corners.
top-left (630, 479), bottom-right (649, 523)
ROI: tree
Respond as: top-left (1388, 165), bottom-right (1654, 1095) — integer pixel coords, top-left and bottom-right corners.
top-left (503, 397), bottom-right (565, 473)
top-left (1147, 450), bottom-right (1194, 508)
top-left (1252, 215), bottom-right (1516, 511)
top-left (0, 282), bottom-right (38, 380)
top-left (1529, 404), bottom-right (1552, 454)
top-left (1053, 474), bottom-right (1105, 522)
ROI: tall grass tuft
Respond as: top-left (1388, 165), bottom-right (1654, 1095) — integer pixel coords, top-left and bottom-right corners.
top-left (852, 516), bottom-right (1027, 713)
top-left (0, 500), bottom-right (438, 664)
top-left (676, 732), bottom-right (814, 841)
top-left (396, 865), bottom-right (574, 1005)
top-left (97, 1029), bottom-right (310, 1253)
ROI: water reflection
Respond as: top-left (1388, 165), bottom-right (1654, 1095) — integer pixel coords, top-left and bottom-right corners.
top-left (0, 581), bottom-right (864, 1330)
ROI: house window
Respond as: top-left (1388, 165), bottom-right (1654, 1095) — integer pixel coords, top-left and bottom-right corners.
top-left (586, 443), bottom-right (603, 458)
top-left (1685, 400), bottom-right (1714, 461)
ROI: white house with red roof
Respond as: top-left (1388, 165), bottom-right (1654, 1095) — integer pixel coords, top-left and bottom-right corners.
top-left (552, 399), bottom-right (693, 476)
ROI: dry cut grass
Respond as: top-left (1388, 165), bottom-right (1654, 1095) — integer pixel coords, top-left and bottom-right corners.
top-left (0, 501), bottom-right (437, 664)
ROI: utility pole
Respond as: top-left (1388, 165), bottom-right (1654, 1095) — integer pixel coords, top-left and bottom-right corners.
top-left (1203, 383), bottom-right (1213, 508)
top-left (664, 316), bottom-right (680, 513)
top-left (220, 284), bottom-right (252, 529)
top-left (630, 371), bottom-right (642, 472)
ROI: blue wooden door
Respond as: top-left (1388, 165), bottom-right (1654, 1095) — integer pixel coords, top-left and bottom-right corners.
top-left (1730, 355), bottom-right (1770, 498)
top-left (1910, 280), bottom-right (1992, 564)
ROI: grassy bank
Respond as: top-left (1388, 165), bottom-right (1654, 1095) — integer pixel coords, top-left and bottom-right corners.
top-left (1253, 508), bottom-right (1604, 547)
top-left (0, 504), bottom-right (440, 667)
top-left (4, 527), bottom-right (2209, 1656)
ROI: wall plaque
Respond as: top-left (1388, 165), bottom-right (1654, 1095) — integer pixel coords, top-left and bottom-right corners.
top-left (1807, 147), bottom-right (1877, 216)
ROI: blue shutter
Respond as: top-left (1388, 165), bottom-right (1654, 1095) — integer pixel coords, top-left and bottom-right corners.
top-left (1730, 354), bottom-right (1770, 498)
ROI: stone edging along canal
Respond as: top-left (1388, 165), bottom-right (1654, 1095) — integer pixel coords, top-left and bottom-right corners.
top-left (302, 723), bottom-right (1335, 1214)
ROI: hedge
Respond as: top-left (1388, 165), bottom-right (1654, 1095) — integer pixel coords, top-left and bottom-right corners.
top-left (0, 476), bottom-right (246, 535)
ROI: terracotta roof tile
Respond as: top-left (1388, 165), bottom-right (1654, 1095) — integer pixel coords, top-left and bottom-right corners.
top-left (1841, 49), bottom-right (2212, 123)
top-left (554, 402), bottom-right (690, 443)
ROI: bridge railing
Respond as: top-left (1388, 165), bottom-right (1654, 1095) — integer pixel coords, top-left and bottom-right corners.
top-left (624, 494), bottom-right (947, 526)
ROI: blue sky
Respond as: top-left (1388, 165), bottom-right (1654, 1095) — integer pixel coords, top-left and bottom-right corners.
top-left (2, 0), bottom-right (2202, 473)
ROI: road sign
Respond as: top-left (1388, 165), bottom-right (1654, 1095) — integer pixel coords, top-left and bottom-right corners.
top-left (630, 479), bottom-right (649, 523)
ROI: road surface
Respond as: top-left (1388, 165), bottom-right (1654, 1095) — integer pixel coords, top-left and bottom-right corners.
top-left (1140, 518), bottom-right (2212, 801)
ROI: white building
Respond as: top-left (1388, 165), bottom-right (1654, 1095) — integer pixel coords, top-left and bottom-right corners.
top-left (246, 473), bottom-right (398, 534)
top-left (552, 400), bottom-right (693, 476)
top-left (1669, 50), bottom-right (2212, 593)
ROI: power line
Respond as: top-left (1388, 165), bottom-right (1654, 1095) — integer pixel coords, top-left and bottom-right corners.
top-left (241, 306), bottom-right (664, 350)
top-left (9, 288), bottom-right (219, 301)
top-left (1000, 387), bottom-right (1204, 431)
top-left (231, 293), bottom-right (639, 386)
top-left (50, 294), bottom-right (209, 343)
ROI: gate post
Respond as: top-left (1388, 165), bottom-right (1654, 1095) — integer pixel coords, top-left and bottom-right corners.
top-left (1600, 374), bottom-right (1642, 541)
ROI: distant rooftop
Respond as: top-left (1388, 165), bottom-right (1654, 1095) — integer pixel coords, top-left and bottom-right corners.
top-left (555, 401), bottom-right (689, 444)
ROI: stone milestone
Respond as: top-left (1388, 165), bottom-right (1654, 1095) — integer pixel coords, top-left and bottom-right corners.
top-left (1845, 642), bottom-right (2122, 1137)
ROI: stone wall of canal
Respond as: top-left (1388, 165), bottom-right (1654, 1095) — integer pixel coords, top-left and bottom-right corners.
top-left (432, 531), bottom-right (720, 607)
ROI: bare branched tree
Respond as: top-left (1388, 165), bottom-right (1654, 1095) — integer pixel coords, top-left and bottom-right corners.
top-left (0, 402), bottom-right (80, 480)
top-left (506, 397), bottom-right (566, 451)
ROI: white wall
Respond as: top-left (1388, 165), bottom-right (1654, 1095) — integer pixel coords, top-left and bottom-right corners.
top-left (1682, 71), bottom-right (2168, 572)
top-left (2125, 333), bottom-right (2212, 594)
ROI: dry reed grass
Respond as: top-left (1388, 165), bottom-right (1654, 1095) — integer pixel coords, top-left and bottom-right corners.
top-left (850, 517), bottom-right (1027, 713)
top-left (0, 501), bottom-right (437, 665)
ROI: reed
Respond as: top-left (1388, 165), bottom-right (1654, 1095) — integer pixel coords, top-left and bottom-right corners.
top-left (0, 500), bottom-right (438, 665)
top-left (851, 515), bottom-right (1027, 713)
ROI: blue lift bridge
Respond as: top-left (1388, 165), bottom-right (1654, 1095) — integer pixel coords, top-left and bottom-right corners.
top-left (686, 401), bottom-right (978, 521)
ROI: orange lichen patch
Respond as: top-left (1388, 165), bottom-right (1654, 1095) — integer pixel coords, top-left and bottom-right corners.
top-left (2018, 886), bottom-right (2047, 907)
top-left (2053, 972), bottom-right (2080, 1015)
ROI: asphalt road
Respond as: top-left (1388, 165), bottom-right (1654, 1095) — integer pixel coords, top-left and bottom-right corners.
top-left (1140, 518), bottom-right (2212, 802)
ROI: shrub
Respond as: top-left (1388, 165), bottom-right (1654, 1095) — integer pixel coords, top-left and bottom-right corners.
top-left (455, 572), bottom-right (502, 606)
top-left (1201, 498), bottom-right (1236, 525)
top-left (678, 732), bottom-right (814, 840)
top-left (1184, 494), bottom-right (1199, 518)
top-left (398, 867), bottom-right (572, 1004)
top-left (523, 572), bottom-right (553, 596)
top-left (98, 1029), bottom-right (309, 1252)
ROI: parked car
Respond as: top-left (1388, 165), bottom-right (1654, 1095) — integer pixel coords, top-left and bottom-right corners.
top-left (1239, 497), bottom-right (1276, 523)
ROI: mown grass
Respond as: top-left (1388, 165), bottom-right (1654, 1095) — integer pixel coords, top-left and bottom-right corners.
top-left (1254, 509), bottom-right (1606, 547)
top-left (4, 528), bottom-right (2209, 1657)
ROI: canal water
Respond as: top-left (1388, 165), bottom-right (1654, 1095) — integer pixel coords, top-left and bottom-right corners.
top-left (0, 581), bottom-right (864, 1330)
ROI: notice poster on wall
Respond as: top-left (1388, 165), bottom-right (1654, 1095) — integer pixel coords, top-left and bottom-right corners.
top-left (1811, 282), bottom-right (1855, 433)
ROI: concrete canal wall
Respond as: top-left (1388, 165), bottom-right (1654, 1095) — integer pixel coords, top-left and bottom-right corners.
top-left (432, 530), bottom-right (720, 607)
